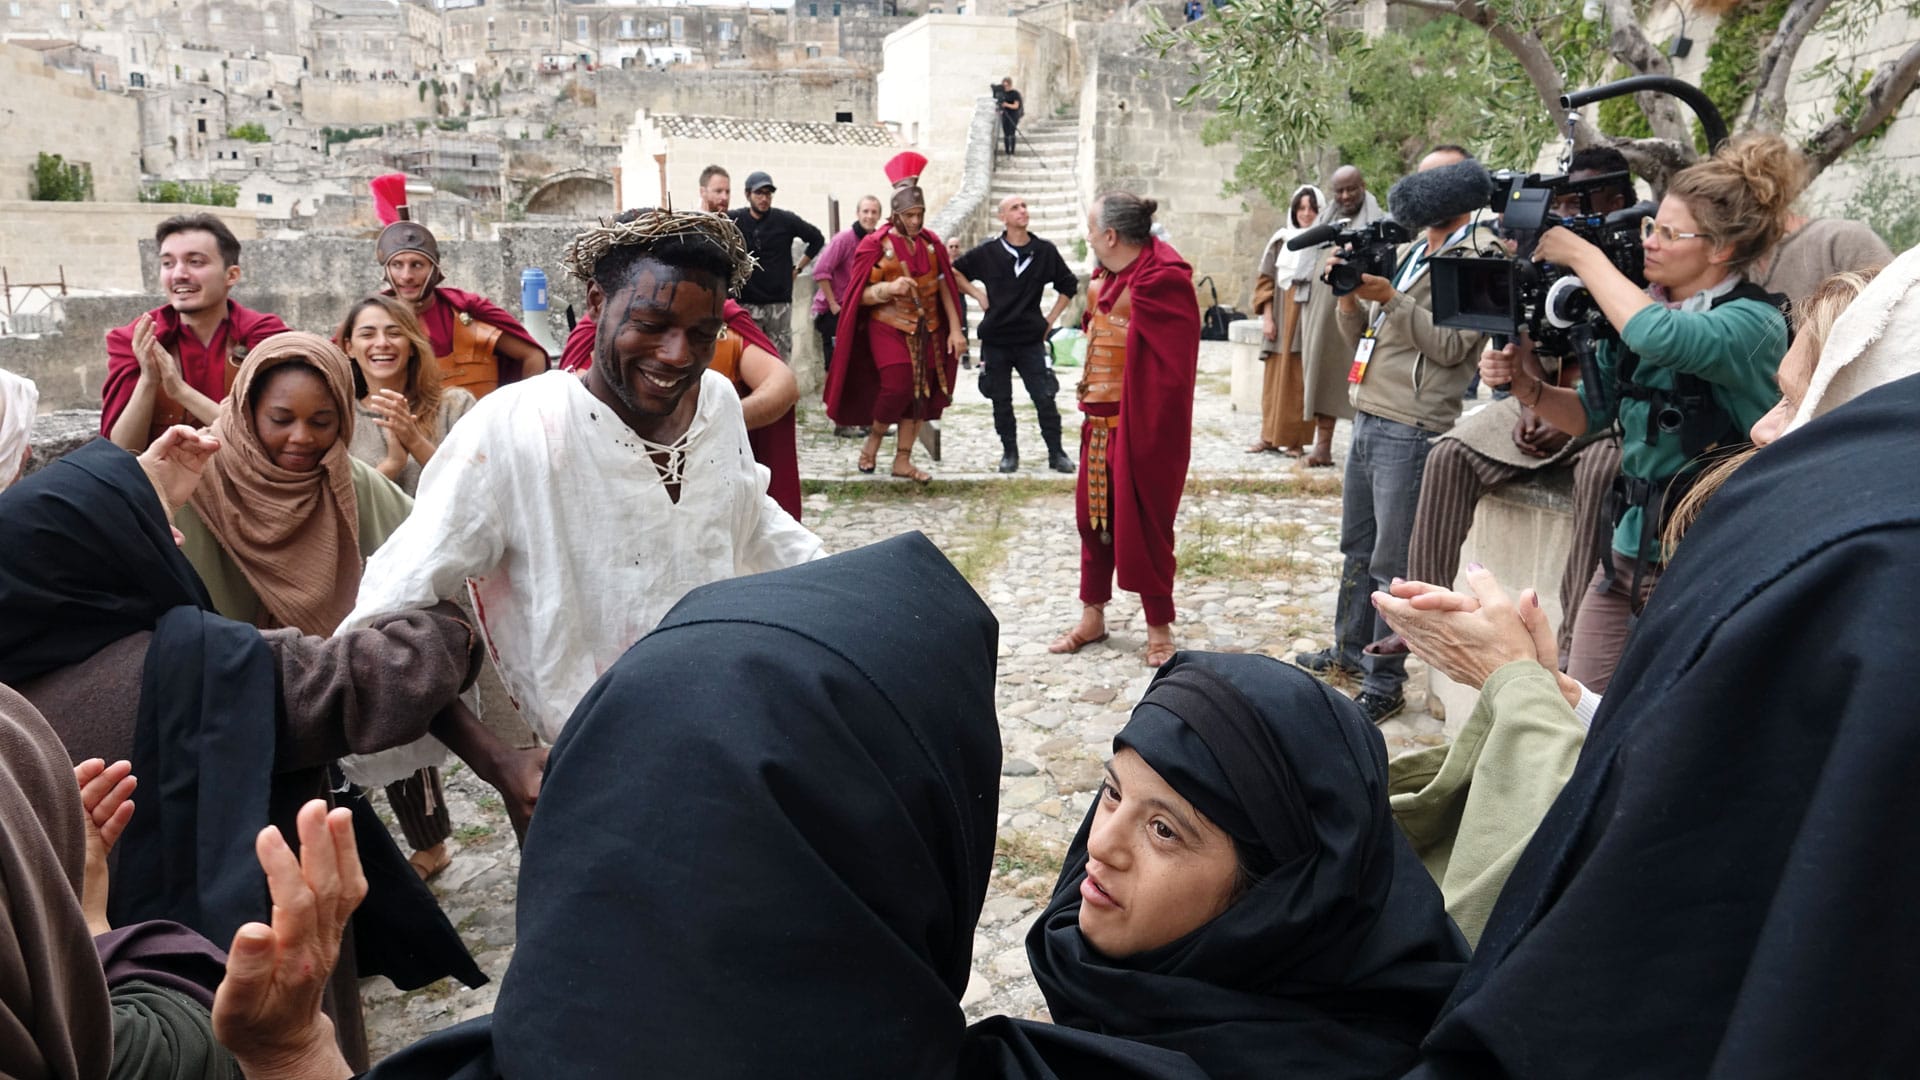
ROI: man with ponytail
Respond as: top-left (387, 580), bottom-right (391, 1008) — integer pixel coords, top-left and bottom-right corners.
top-left (1048, 191), bottom-right (1201, 669)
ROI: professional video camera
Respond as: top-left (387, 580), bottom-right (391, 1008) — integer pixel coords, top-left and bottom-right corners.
top-left (1285, 218), bottom-right (1413, 296)
top-left (1429, 169), bottom-right (1652, 360)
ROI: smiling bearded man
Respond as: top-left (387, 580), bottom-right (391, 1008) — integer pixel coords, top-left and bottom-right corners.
top-left (333, 210), bottom-right (823, 787)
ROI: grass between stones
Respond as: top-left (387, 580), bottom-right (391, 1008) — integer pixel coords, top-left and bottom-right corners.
top-left (1177, 517), bottom-right (1320, 582)
top-left (994, 828), bottom-right (1068, 884)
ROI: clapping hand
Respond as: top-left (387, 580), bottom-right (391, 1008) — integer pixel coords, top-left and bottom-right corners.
top-left (132, 313), bottom-right (187, 395)
top-left (75, 758), bottom-right (137, 936)
top-left (1372, 565), bottom-right (1580, 707)
top-left (136, 425), bottom-right (222, 510)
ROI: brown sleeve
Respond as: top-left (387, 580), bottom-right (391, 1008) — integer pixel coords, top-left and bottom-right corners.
top-left (267, 602), bottom-right (483, 772)
top-left (1251, 274), bottom-right (1277, 317)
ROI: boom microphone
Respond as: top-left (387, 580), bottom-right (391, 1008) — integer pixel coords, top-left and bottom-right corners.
top-left (1387, 159), bottom-right (1495, 231)
top-left (1284, 221), bottom-right (1344, 251)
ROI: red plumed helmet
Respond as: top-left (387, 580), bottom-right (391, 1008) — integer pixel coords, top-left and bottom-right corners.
top-left (884, 152), bottom-right (928, 187)
top-left (370, 173), bottom-right (410, 225)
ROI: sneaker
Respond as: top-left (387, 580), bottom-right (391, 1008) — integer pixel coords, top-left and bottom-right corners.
top-left (1294, 648), bottom-right (1360, 680)
top-left (1354, 690), bottom-right (1405, 725)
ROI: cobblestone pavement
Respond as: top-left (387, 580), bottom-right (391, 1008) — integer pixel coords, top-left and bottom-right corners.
top-left (363, 342), bottom-right (1449, 1055)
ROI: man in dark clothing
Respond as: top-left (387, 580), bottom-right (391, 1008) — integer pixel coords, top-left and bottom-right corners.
top-left (997, 78), bottom-right (1023, 156)
top-left (952, 194), bottom-right (1078, 473)
top-left (728, 170), bottom-right (825, 361)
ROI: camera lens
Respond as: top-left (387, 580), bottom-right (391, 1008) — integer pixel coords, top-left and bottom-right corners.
top-left (1326, 264), bottom-right (1361, 295)
top-left (1657, 405), bottom-right (1684, 433)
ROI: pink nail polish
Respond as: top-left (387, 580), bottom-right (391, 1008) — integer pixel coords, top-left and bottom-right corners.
top-left (1468, 562), bottom-right (1485, 572)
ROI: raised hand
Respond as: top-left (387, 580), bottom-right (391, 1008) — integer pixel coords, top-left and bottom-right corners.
top-left (136, 425), bottom-right (222, 509)
top-left (212, 800), bottom-right (364, 1080)
top-left (75, 758), bottom-right (137, 935)
top-left (1372, 565), bottom-right (1542, 690)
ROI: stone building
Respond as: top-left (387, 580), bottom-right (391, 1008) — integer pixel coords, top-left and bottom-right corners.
top-left (619, 109), bottom-right (900, 233)
top-left (0, 40), bottom-right (141, 202)
top-left (309, 0), bottom-right (444, 80)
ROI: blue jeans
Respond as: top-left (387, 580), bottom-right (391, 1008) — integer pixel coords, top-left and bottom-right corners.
top-left (1332, 411), bottom-right (1436, 698)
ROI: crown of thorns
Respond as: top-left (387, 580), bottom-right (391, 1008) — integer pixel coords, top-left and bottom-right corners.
top-left (563, 210), bottom-right (757, 295)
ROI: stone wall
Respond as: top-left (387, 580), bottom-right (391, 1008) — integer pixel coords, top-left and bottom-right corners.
top-left (877, 15), bottom-right (1028, 215)
top-left (0, 201), bottom-right (261, 293)
top-left (7, 225), bottom-right (597, 413)
top-left (1074, 23), bottom-right (1278, 308)
top-left (618, 121), bottom-right (900, 237)
top-left (300, 77), bottom-right (436, 127)
top-left (579, 67), bottom-right (875, 142)
top-left (1, 43), bottom-right (144, 203)
top-left (931, 97), bottom-right (1001, 248)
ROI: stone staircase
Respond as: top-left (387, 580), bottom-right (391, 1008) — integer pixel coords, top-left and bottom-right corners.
top-left (968, 112), bottom-right (1084, 339)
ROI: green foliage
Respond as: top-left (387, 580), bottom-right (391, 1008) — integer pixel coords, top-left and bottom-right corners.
top-left (1145, 1), bottom-right (1610, 202)
top-left (320, 125), bottom-right (383, 147)
top-left (1828, 157), bottom-right (1920, 253)
top-left (1833, 68), bottom-right (1898, 148)
top-left (1691, 0), bottom-right (1790, 151)
top-left (30, 152), bottom-right (92, 202)
top-left (1595, 63), bottom-right (1655, 139)
top-left (435, 117), bottom-right (469, 131)
top-left (139, 180), bottom-right (239, 207)
top-left (418, 79), bottom-right (429, 101)
top-left (227, 121), bottom-right (271, 143)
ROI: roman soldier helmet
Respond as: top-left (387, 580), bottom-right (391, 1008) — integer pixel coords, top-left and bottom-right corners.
top-left (885, 151), bottom-right (929, 216)
top-left (371, 172), bottom-right (444, 292)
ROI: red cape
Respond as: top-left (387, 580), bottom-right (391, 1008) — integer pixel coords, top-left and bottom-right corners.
top-left (417, 287), bottom-right (543, 388)
top-left (1095, 238), bottom-right (1201, 600)
top-left (559, 301), bottom-right (802, 521)
top-left (101, 300), bottom-right (290, 435)
top-left (821, 224), bottom-right (962, 427)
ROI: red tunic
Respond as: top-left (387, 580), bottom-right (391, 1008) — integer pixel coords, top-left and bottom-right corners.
top-left (821, 224), bottom-right (962, 427)
top-left (414, 287), bottom-right (543, 390)
top-left (100, 300), bottom-right (290, 437)
top-left (559, 301), bottom-right (802, 522)
top-left (1079, 238), bottom-right (1201, 609)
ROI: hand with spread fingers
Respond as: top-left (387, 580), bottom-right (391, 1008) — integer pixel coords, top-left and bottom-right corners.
top-left (1373, 565), bottom-right (1580, 707)
top-left (212, 799), bottom-right (365, 1080)
top-left (75, 758), bottom-right (137, 936)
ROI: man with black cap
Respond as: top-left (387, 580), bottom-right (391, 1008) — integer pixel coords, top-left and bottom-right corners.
top-left (728, 170), bottom-right (825, 362)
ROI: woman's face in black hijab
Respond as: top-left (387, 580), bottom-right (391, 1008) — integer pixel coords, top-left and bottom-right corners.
top-left (1079, 747), bottom-right (1241, 959)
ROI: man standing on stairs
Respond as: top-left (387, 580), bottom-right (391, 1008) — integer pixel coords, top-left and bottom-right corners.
top-left (997, 76), bottom-right (1023, 156)
top-left (953, 194), bottom-right (1078, 473)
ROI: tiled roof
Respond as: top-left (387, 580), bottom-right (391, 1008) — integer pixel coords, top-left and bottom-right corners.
top-left (653, 114), bottom-right (898, 147)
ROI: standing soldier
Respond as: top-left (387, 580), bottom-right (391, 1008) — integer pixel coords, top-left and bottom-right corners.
top-left (1048, 193), bottom-right (1201, 667)
top-left (371, 174), bottom-right (547, 398)
top-left (823, 152), bottom-right (966, 484)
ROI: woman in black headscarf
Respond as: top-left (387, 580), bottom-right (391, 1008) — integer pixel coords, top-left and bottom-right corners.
top-left (229, 533), bottom-right (1208, 1079)
top-left (1027, 652), bottom-right (1469, 1080)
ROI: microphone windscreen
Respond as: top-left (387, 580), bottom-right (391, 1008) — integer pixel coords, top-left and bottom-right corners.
top-left (1285, 222), bottom-right (1342, 250)
top-left (1387, 160), bottom-right (1494, 231)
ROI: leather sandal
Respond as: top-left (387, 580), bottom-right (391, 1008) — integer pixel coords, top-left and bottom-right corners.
top-left (890, 452), bottom-right (930, 483)
top-left (1047, 627), bottom-right (1110, 654)
top-left (1142, 640), bottom-right (1178, 667)
top-left (857, 446), bottom-right (878, 474)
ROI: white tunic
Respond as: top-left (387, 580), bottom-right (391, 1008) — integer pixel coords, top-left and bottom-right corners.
top-left (337, 369), bottom-right (823, 784)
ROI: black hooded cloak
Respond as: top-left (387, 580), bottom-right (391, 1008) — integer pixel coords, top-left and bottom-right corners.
top-left (1411, 371), bottom-right (1920, 1077)
top-left (368, 533), bottom-right (1206, 1079)
top-left (1027, 652), bottom-right (1468, 1080)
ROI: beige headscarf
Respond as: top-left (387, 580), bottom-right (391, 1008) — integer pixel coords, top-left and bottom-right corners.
top-left (188, 331), bottom-right (362, 635)
top-left (0, 683), bottom-right (112, 1080)
top-left (1789, 242), bottom-right (1920, 433)
top-left (0, 369), bottom-right (37, 491)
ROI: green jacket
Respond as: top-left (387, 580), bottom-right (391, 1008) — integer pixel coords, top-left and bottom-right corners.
top-left (1389, 661), bottom-right (1586, 948)
top-left (1582, 293), bottom-right (1788, 560)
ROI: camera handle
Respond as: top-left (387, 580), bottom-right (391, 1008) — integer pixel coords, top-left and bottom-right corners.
top-left (1489, 333), bottom-right (1512, 394)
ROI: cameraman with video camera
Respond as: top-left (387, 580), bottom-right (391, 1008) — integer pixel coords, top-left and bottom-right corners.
top-left (1295, 145), bottom-right (1505, 723)
top-left (1480, 134), bottom-right (1795, 691)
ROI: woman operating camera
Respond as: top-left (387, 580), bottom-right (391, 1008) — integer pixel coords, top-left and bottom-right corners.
top-left (1480, 134), bottom-right (1796, 691)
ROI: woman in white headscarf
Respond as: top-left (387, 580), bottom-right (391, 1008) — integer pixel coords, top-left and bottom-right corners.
top-left (0, 369), bottom-right (37, 490)
top-left (1247, 185), bottom-right (1324, 456)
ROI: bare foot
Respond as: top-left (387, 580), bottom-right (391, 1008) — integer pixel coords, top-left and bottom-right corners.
top-left (1303, 449), bottom-right (1335, 468)
top-left (1142, 627), bottom-right (1177, 667)
top-left (1244, 439), bottom-right (1275, 454)
top-left (408, 842), bottom-right (451, 881)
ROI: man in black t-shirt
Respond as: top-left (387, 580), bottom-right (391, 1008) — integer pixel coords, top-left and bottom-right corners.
top-left (997, 77), bottom-right (1023, 156)
top-left (951, 194), bottom-right (1079, 473)
top-left (728, 170), bottom-right (825, 361)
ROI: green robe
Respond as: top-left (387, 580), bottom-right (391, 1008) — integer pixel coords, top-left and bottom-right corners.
top-left (108, 981), bottom-right (239, 1080)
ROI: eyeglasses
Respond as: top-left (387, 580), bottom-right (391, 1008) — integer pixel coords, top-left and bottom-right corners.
top-left (1640, 218), bottom-right (1709, 244)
